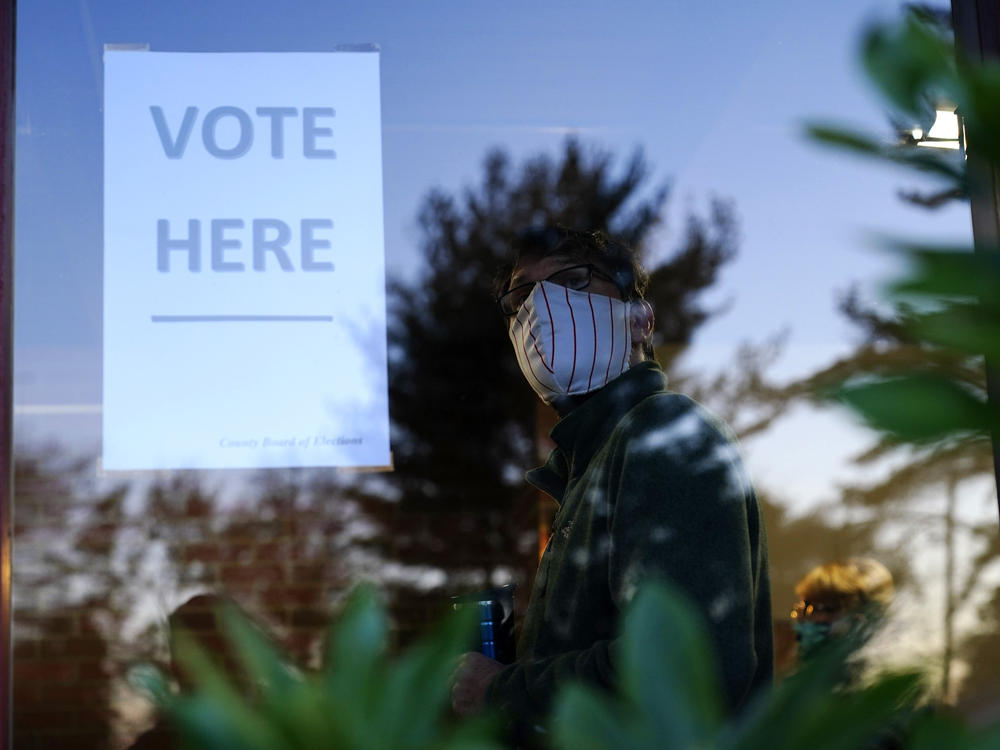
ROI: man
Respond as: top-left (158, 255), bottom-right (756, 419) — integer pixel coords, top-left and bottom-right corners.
top-left (451, 227), bottom-right (772, 738)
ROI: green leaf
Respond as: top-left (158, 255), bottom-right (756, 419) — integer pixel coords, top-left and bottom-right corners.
top-left (322, 584), bottom-right (389, 707)
top-left (968, 723), bottom-right (1000, 750)
top-left (907, 711), bottom-right (974, 750)
top-left (726, 624), bottom-right (923, 750)
top-left (548, 581), bottom-right (727, 750)
top-left (219, 602), bottom-right (300, 697)
top-left (787, 672), bottom-right (924, 750)
top-left (860, 14), bottom-right (957, 121)
top-left (905, 707), bottom-right (1000, 750)
top-left (805, 125), bottom-right (966, 184)
top-left (888, 147), bottom-right (967, 184)
top-left (373, 606), bottom-right (478, 748)
top-left (806, 125), bottom-right (886, 156)
top-left (806, 124), bottom-right (969, 195)
top-left (725, 635), bottom-right (856, 750)
top-left (833, 374), bottom-right (992, 441)
top-left (618, 581), bottom-right (723, 748)
top-left (885, 246), bottom-right (1000, 305)
top-left (909, 303), bottom-right (1000, 358)
top-left (168, 695), bottom-right (283, 750)
top-left (550, 684), bottom-right (635, 750)
top-left (169, 630), bottom-right (287, 750)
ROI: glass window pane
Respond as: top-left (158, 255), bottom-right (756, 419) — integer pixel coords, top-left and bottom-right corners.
top-left (13, 1), bottom-right (1000, 747)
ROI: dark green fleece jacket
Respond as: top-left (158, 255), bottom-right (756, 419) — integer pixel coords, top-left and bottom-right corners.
top-left (486, 362), bottom-right (772, 733)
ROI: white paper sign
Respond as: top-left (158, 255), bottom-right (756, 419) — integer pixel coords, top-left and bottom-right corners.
top-left (103, 50), bottom-right (390, 470)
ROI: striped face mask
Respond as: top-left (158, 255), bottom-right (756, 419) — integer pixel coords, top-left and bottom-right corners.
top-left (510, 280), bottom-right (633, 404)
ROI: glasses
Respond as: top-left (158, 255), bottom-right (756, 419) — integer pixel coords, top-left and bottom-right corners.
top-left (790, 601), bottom-right (842, 620)
top-left (497, 264), bottom-right (618, 317)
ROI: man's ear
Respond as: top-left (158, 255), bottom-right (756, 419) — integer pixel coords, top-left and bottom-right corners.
top-left (629, 300), bottom-right (654, 344)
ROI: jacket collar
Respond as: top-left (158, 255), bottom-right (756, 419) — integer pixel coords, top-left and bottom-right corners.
top-left (525, 362), bottom-right (669, 502)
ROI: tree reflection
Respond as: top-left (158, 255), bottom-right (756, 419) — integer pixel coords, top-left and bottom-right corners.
top-left (382, 138), bottom-right (751, 622)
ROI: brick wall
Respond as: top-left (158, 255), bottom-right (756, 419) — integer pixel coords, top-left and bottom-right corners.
top-left (13, 609), bottom-right (113, 750)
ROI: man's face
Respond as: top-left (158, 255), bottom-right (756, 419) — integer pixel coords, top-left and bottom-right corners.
top-left (505, 254), bottom-right (654, 370)
top-left (505, 255), bottom-right (622, 326)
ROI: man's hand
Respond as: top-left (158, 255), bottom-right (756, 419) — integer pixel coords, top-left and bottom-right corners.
top-left (451, 651), bottom-right (505, 717)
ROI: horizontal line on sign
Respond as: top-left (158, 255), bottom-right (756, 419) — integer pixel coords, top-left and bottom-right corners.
top-left (150, 315), bottom-right (334, 323)
top-left (15, 404), bottom-right (102, 415)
